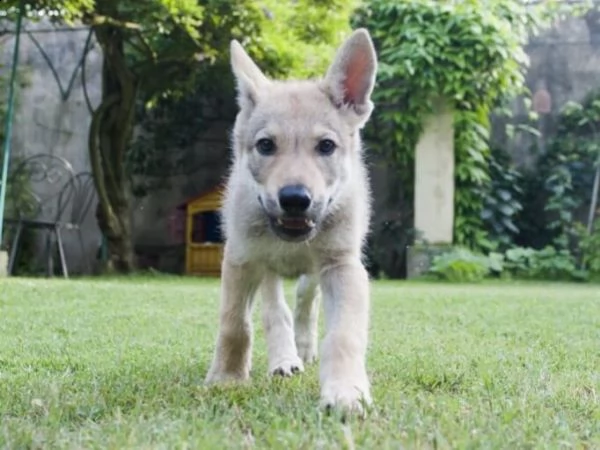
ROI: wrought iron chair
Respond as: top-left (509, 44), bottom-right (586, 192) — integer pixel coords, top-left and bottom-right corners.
top-left (3, 154), bottom-right (77, 277)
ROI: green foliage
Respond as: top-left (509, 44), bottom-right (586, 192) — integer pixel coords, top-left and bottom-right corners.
top-left (428, 243), bottom-right (587, 283)
top-left (517, 91), bottom-right (600, 251)
top-left (2, 0), bottom-right (331, 85)
top-left (257, 0), bottom-right (360, 79)
top-left (129, 0), bottom-right (356, 184)
top-left (547, 97), bottom-right (600, 240)
top-left (93, 1), bottom-right (206, 104)
top-left (429, 247), bottom-right (493, 283)
top-left (126, 0), bottom-right (265, 184)
top-left (352, 0), bottom-right (535, 258)
top-left (353, 1), bottom-right (593, 273)
top-left (0, 0), bottom-right (94, 21)
top-left (481, 148), bottom-right (524, 250)
top-left (502, 246), bottom-right (585, 281)
top-left (129, 0), bottom-right (356, 104)
top-left (454, 109), bottom-right (494, 251)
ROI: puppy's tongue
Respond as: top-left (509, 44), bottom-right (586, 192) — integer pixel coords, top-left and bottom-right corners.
top-left (278, 218), bottom-right (314, 229)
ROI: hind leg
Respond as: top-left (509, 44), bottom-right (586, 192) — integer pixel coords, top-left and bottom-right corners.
top-left (261, 273), bottom-right (304, 376)
top-left (294, 274), bottom-right (320, 364)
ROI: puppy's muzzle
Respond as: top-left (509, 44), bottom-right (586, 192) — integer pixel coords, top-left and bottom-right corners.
top-left (267, 184), bottom-right (316, 241)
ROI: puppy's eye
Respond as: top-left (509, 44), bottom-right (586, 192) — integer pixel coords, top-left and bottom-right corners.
top-left (317, 139), bottom-right (336, 156)
top-left (256, 138), bottom-right (276, 156)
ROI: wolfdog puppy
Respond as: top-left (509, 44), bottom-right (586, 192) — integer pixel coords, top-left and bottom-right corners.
top-left (205, 28), bottom-right (378, 413)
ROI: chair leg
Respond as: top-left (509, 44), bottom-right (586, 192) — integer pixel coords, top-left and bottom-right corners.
top-left (55, 226), bottom-right (69, 279)
top-left (45, 229), bottom-right (54, 277)
top-left (77, 229), bottom-right (89, 274)
top-left (8, 223), bottom-right (23, 276)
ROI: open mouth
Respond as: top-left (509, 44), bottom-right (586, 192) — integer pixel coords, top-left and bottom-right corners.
top-left (270, 216), bottom-right (316, 241)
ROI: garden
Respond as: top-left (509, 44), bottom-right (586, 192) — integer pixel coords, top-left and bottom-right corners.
top-left (1, 0), bottom-right (600, 448)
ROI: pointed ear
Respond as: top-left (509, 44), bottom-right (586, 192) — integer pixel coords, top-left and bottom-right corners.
top-left (323, 28), bottom-right (377, 119)
top-left (230, 40), bottom-right (270, 110)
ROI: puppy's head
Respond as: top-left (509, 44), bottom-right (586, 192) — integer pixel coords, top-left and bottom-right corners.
top-left (230, 29), bottom-right (377, 243)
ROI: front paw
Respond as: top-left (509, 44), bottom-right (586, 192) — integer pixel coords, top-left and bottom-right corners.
top-left (320, 380), bottom-right (372, 417)
top-left (269, 355), bottom-right (304, 377)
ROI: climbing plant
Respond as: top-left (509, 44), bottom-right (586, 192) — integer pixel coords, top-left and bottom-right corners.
top-left (517, 91), bottom-right (600, 252)
top-left (481, 147), bottom-right (524, 251)
top-left (352, 0), bottom-right (589, 258)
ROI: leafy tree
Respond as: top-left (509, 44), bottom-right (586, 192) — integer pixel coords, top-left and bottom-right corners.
top-left (1, 0), bottom-right (356, 273)
top-left (128, 0), bottom-right (359, 193)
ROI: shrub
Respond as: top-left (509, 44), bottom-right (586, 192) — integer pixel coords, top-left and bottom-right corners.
top-left (503, 246), bottom-right (586, 281)
top-left (428, 245), bottom-right (587, 283)
top-left (429, 248), bottom-right (493, 283)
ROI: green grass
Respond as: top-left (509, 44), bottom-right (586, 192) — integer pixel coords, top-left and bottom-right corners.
top-left (1, 277), bottom-right (599, 449)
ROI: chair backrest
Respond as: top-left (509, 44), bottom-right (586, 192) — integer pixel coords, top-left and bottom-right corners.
top-left (6, 154), bottom-right (76, 222)
top-left (57, 171), bottom-right (97, 226)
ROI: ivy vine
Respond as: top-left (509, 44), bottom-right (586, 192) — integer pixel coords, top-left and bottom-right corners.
top-left (352, 0), bottom-right (561, 254)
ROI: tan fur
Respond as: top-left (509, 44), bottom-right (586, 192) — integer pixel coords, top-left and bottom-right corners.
top-left (205, 29), bottom-right (378, 414)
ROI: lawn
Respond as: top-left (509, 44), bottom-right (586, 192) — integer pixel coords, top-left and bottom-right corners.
top-left (1, 277), bottom-right (599, 449)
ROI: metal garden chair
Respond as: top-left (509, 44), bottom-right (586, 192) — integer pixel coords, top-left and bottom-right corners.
top-left (2, 154), bottom-right (95, 278)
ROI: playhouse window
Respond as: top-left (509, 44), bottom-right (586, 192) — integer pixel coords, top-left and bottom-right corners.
top-left (191, 210), bottom-right (224, 244)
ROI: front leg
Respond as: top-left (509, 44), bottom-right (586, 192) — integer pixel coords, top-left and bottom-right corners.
top-left (205, 259), bottom-right (261, 384)
top-left (261, 273), bottom-right (304, 377)
top-left (319, 260), bottom-right (372, 414)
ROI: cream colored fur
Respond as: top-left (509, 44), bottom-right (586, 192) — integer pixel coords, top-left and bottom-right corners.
top-left (205, 28), bottom-right (378, 414)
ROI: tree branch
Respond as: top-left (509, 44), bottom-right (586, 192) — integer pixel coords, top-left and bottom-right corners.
top-left (87, 14), bottom-right (142, 31)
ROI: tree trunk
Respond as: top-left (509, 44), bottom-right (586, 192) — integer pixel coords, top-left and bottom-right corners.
top-left (89, 23), bottom-right (138, 273)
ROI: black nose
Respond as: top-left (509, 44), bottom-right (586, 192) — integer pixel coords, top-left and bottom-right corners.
top-left (278, 184), bottom-right (312, 214)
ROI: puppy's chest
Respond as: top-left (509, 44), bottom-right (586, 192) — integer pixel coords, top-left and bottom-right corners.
top-left (250, 240), bottom-right (317, 277)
